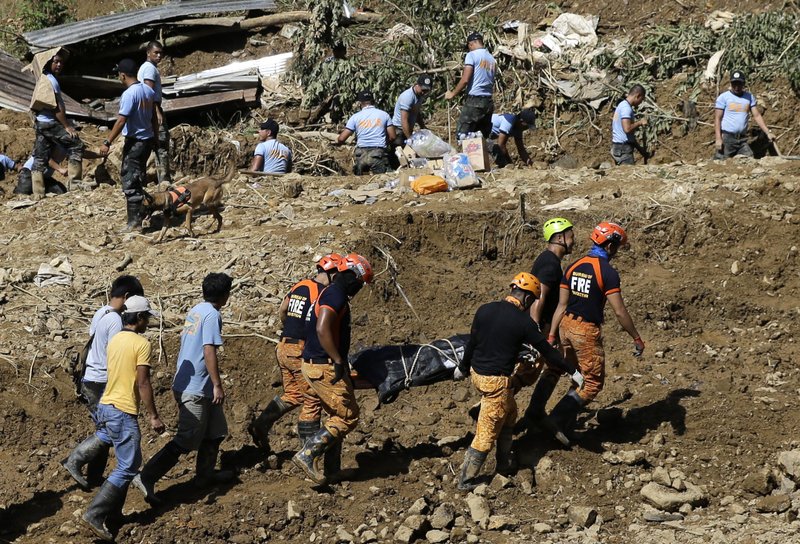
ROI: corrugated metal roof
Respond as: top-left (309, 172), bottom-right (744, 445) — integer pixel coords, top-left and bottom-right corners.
top-left (0, 51), bottom-right (113, 122)
top-left (24, 0), bottom-right (276, 51)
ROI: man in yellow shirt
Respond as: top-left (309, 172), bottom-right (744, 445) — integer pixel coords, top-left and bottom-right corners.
top-left (82, 296), bottom-right (164, 542)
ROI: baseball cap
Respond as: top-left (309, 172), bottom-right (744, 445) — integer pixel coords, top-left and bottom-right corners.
top-left (467, 32), bottom-right (483, 43)
top-left (259, 119), bottom-right (279, 135)
top-left (730, 70), bottom-right (746, 83)
top-left (114, 58), bottom-right (138, 76)
top-left (122, 295), bottom-right (159, 317)
top-left (519, 109), bottom-right (536, 126)
top-left (417, 74), bottom-right (433, 91)
top-left (357, 90), bottom-right (374, 102)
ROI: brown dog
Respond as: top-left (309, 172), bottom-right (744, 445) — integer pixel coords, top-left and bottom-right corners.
top-left (142, 168), bottom-right (234, 243)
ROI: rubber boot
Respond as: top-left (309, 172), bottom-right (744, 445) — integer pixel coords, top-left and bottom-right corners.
top-left (323, 440), bottom-right (342, 482)
top-left (495, 427), bottom-right (516, 475)
top-left (194, 438), bottom-right (234, 488)
top-left (122, 199), bottom-right (143, 233)
top-left (61, 435), bottom-right (109, 490)
top-left (457, 447), bottom-right (488, 491)
top-left (292, 427), bottom-right (335, 484)
top-left (297, 419), bottom-right (321, 449)
top-left (31, 170), bottom-right (45, 201)
top-left (247, 396), bottom-right (294, 451)
top-left (67, 160), bottom-right (83, 191)
top-left (541, 390), bottom-right (584, 447)
top-left (81, 480), bottom-right (127, 542)
top-left (517, 374), bottom-right (560, 433)
top-left (86, 443), bottom-right (111, 488)
top-left (131, 441), bottom-right (183, 505)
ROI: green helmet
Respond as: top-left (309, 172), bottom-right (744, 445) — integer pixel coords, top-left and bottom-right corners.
top-left (543, 217), bottom-right (573, 242)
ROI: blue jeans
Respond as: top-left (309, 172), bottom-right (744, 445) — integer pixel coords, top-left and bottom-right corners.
top-left (95, 403), bottom-right (141, 489)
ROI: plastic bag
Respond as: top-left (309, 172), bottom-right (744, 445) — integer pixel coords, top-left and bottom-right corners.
top-left (443, 153), bottom-right (480, 190)
top-left (411, 175), bottom-right (449, 195)
top-left (407, 129), bottom-right (453, 158)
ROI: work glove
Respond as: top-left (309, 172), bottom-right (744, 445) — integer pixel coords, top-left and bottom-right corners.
top-left (331, 361), bottom-right (349, 385)
top-left (570, 369), bottom-right (584, 389)
top-left (453, 366), bottom-right (468, 382)
top-left (633, 337), bottom-right (645, 357)
top-left (519, 344), bottom-right (538, 364)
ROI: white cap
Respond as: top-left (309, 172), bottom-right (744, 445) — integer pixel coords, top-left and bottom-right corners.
top-left (122, 295), bottom-right (159, 317)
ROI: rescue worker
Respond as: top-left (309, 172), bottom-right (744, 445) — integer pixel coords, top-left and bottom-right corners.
top-left (293, 253), bottom-right (374, 485)
top-left (445, 32), bottom-right (496, 139)
top-left (611, 85), bottom-right (648, 165)
top-left (518, 218), bottom-right (575, 431)
top-left (99, 58), bottom-right (157, 232)
top-left (337, 91), bottom-right (396, 175)
top-left (250, 119), bottom-right (293, 174)
top-left (30, 48), bottom-right (85, 199)
top-left (0, 153), bottom-right (21, 181)
top-left (132, 273), bottom-right (233, 505)
top-left (81, 296), bottom-right (164, 542)
top-left (390, 74), bottom-right (433, 148)
top-left (15, 145), bottom-right (104, 195)
top-left (714, 70), bottom-right (774, 159)
top-left (138, 40), bottom-right (171, 183)
top-left (488, 109), bottom-right (536, 167)
top-left (62, 276), bottom-right (145, 490)
top-left (248, 254), bottom-right (341, 451)
top-left (543, 222), bottom-right (645, 447)
top-left (454, 273), bottom-right (582, 491)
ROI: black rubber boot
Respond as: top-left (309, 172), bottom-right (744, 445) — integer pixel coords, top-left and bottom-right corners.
top-left (323, 440), bottom-right (343, 482)
top-left (123, 199), bottom-right (143, 233)
top-left (292, 427), bottom-right (336, 484)
top-left (86, 442), bottom-right (111, 488)
top-left (247, 396), bottom-right (295, 451)
top-left (518, 373), bottom-right (560, 433)
top-left (297, 419), bottom-right (321, 449)
top-left (81, 480), bottom-right (127, 542)
top-left (541, 391), bottom-right (584, 447)
top-left (495, 427), bottom-right (516, 475)
top-left (458, 447), bottom-right (489, 491)
top-left (131, 441), bottom-right (183, 505)
top-left (62, 435), bottom-right (109, 490)
top-left (194, 438), bottom-right (234, 488)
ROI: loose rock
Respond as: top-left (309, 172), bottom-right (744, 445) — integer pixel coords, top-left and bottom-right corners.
top-left (430, 502), bottom-right (456, 530)
top-left (425, 529), bottom-right (450, 543)
top-left (742, 469), bottom-right (775, 496)
top-left (755, 494), bottom-right (792, 513)
top-left (567, 505), bottom-right (598, 528)
top-left (640, 482), bottom-right (708, 512)
top-left (466, 494), bottom-right (491, 526)
top-left (487, 514), bottom-right (518, 530)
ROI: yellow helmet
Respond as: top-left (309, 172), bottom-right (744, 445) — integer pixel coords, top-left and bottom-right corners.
top-left (510, 272), bottom-right (541, 298)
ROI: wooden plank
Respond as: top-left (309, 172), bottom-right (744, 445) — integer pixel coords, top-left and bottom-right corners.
top-left (161, 88), bottom-right (258, 113)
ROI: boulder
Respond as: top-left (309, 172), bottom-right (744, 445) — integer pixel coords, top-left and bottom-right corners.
top-left (403, 515), bottom-right (429, 533)
top-left (742, 469), bottom-right (775, 496)
top-left (466, 494), bottom-right (491, 526)
top-left (640, 482), bottom-right (708, 512)
top-left (430, 503), bottom-right (456, 530)
top-left (778, 450), bottom-right (800, 481)
top-left (408, 497), bottom-right (429, 515)
top-left (425, 529), bottom-right (450, 543)
top-left (394, 526), bottom-right (415, 543)
top-left (755, 494), bottom-right (791, 513)
top-left (567, 505), bottom-right (597, 528)
top-left (652, 466), bottom-right (671, 487)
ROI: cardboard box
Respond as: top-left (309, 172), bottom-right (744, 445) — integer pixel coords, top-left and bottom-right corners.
top-left (400, 167), bottom-right (434, 187)
top-left (461, 137), bottom-right (491, 172)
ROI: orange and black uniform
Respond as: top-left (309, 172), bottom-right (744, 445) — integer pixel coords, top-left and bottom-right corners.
top-left (300, 283), bottom-right (359, 438)
top-left (559, 249), bottom-right (621, 403)
top-left (461, 297), bottom-right (573, 452)
top-left (276, 279), bottom-right (323, 422)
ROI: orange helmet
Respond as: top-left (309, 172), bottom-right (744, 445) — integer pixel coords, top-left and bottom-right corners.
top-left (317, 253), bottom-right (343, 272)
top-left (510, 272), bottom-right (541, 298)
top-left (337, 253), bottom-right (374, 284)
top-left (590, 222), bottom-right (628, 247)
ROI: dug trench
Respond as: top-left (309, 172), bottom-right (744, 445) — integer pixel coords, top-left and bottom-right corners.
top-left (1, 161), bottom-right (799, 543)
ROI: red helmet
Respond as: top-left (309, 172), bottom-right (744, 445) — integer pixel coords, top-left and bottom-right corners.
top-left (337, 253), bottom-right (374, 284)
top-left (590, 222), bottom-right (628, 247)
top-left (317, 253), bottom-right (343, 272)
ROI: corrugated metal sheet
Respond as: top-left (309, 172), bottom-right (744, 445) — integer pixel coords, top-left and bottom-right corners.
top-left (164, 52), bottom-right (292, 96)
top-left (0, 51), bottom-right (113, 121)
top-left (24, 0), bottom-right (276, 51)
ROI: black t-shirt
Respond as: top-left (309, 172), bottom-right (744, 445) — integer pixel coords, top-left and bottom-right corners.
top-left (461, 299), bottom-right (574, 377)
top-left (531, 249), bottom-right (563, 326)
top-left (301, 283), bottom-right (351, 361)
top-left (562, 255), bottom-right (621, 325)
top-left (281, 279), bottom-right (323, 341)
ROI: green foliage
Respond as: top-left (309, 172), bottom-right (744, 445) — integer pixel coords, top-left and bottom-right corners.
top-left (18, 0), bottom-right (74, 31)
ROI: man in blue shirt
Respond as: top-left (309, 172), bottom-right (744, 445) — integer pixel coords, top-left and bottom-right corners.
top-left (489, 109), bottom-right (535, 167)
top-left (30, 48), bottom-right (85, 199)
top-left (714, 70), bottom-right (774, 160)
top-left (133, 273), bottom-right (234, 505)
top-left (610, 85), bottom-right (648, 165)
top-left (337, 91), bottom-right (396, 175)
top-left (390, 74), bottom-right (433, 148)
top-left (250, 119), bottom-right (293, 174)
top-left (0, 154), bottom-right (20, 181)
top-left (446, 32), bottom-right (496, 139)
top-left (138, 40), bottom-right (171, 183)
top-left (99, 58), bottom-right (157, 232)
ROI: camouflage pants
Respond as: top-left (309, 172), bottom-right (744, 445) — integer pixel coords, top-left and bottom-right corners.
top-left (611, 143), bottom-right (635, 165)
top-left (456, 95), bottom-right (493, 139)
top-left (301, 362), bottom-right (359, 439)
top-left (155, 121), bottom-right (171, 182)
top-left (32, 121), bottom-right (83, 172)
top-left (560, 314), bottom-right (605, 404)
top-left (277, 340), bottom-right (322, 422)
top-left (122, 137), bottom-right (153, 204)
top-left (470, 372), bottom-right (517, 453)
top-left (354, 147), bottom-right (390, 175)
top-left (714, 131), bottom-right (753, 160)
